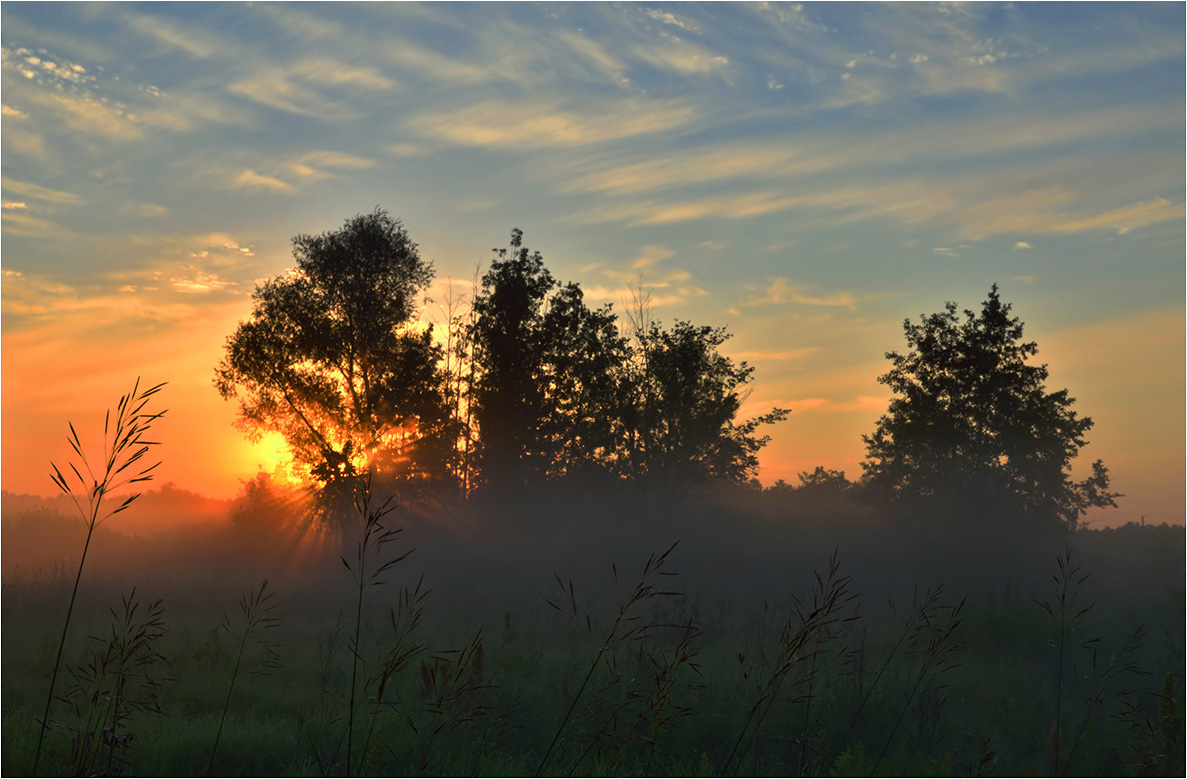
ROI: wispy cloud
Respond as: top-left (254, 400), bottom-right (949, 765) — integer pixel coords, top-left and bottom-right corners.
top-left (119, 202), bottom-right (170, 218)
top-left (1, 177), bottom-right (83, 205)
top-left (228, 58), bottom-right (396, 118)
top-left (124, 11), bottom-right (223, 59)
top-left (404, 99), bottom-right (694, 150)
top-left (741, 278), bottom-right (862, 310)
top-left (232, 169), bottom-right (294, 194)
top-left (226, 150), bottom-right (376, 194)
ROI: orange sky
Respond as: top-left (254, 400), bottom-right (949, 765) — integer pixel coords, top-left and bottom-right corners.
top-left (2, 286), bottom-right (1181, 528)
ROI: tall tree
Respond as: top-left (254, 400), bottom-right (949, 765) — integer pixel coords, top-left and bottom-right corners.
top-left (214, 210), bottom-right (455, 503)
top-left (467, 229), bottom-right (631, 488)
top-left (627, 320), bottom-right (788, 489)
top-left (467, 229), bottom-right (557, 488)
top-left (862, 285), bottom-right (1117, 527)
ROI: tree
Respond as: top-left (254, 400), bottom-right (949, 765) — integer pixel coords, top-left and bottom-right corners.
top-left (214, 210), bottom-right (454, 506)
top-left (861, 285), bottom-right (1117, 527)
top-left (467, 229), bottom-right (631, 489)
top-left (796, 467), bottom-right (852, 494)
top-left (626, 320), bottom-right (788, 489)
top-left (466, 229), bottom-right (557, 488)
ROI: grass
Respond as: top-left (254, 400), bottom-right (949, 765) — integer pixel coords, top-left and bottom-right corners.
top-left (34, 379), bottom-right (166, 776)
top-left (3, 568), bottom-right (1180, 776)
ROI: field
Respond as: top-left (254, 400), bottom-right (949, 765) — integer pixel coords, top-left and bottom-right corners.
top-left (2, 487), bottom-right (1183, 777)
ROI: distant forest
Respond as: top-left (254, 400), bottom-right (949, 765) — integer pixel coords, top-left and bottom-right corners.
top-left (212, 209), bottom-right (1116, 530)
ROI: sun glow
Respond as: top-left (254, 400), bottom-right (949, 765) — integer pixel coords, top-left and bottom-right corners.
top-left (245, 431), bottom-right (307, 488)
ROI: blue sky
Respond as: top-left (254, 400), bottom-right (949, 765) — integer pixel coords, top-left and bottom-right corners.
top-left (2, 2), bottom-right (1183, 523)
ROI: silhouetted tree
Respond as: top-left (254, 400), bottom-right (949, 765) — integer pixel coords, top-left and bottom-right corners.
top-left (467, 229), bottom-right (557, 488)
top-left (626, 320), bottom-right (788, 490)
top-left (538, 282), bottom-right (632, 480)
top-left (214, 210), bottom-right (455, 511)
top-left (467, 229), bottom-right (630, 489)
top-left (862, 284), bottom-right (1117, 527)
top-left (797, 467), bottom-right (852, 494)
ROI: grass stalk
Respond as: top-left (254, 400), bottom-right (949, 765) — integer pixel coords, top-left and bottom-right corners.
top-left (208, 580), bottom-right (280, 775)
top-left (536, 541), bottom-right (681, 777)
top-left (341, 474), bottom-right (407, 777)
top-left (33, 379), bottom-right (166, 776)
top-left (1034, 545), bottom-right (1092, 776)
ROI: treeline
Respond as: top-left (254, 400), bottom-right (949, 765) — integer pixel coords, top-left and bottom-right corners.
top-left (216, 212), bottom-right (785, 501)
top-left (216, 209), bottom-right (1118, 529)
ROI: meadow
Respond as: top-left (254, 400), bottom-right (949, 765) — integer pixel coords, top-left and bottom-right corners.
top-left (2, 482), bottom-right (1183, 777)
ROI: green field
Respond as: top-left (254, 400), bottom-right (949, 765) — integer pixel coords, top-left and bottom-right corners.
top-left (3, 493), bottom-right (1183, 777)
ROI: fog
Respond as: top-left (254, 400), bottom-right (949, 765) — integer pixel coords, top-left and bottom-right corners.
top-left (4, 479), bottom-right (1181, 625)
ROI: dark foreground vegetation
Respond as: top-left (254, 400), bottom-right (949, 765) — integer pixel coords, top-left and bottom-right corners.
top-left (3, 479), bottom-right (1183, 777)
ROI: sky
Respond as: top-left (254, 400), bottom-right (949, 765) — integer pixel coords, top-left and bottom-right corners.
top-left (1, 2), bottom-right (1183, 526)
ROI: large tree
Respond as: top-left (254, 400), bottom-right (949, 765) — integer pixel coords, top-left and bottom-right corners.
top-left (862, 285), bottom-right (1117, 527)
top-left (466, 229), bottom-right (630, 488)
top-left (627, 321), bottom-right (788, 489)
top-left (214, 210), bottom-right (454, 499)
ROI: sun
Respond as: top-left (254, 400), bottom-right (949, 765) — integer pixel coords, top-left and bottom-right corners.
top-left (245, 431), bottom-right (307, 487)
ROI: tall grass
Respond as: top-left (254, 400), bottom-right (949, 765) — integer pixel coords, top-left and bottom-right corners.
top-left (58, 589), bottom-right (168, 777)
top-left (208, 579), bottom-right (281, 775)
top-left (33, 379), bottom-right (166, 775)
top-left (536, 541), bottom-right (685, 776)
top-left (341, 474), bottom-right (410, 777)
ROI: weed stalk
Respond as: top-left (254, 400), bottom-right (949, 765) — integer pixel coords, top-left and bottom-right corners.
top-left (208, 580), bottom-right (281, 775)
top-left (33, 379), bottom-right (166, 776)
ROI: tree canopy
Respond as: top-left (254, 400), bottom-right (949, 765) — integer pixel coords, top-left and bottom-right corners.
top-left (463, 229), bottom-right (784, 493)
top-left (214, 210), bottom-right (454, 500)
top-left (628, 321), bottom-right (788, 489)
top-left (861, 285), bottom-right (1117, 527)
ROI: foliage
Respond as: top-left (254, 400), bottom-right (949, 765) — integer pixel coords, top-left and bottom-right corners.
top-left (628, 321), bottom-right (788, 489)
top-left (862, 285), bottom-right (1117, 527)
top-left (797, 466), bottom-right (853, 494)
top-left (214, 210), bottom-right (455, 502)
top-left (467, 229), bottom-right (631, 489)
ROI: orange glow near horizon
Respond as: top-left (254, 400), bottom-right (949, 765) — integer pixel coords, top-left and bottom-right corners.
top-left (1, 287), bottom-right (1183, 527)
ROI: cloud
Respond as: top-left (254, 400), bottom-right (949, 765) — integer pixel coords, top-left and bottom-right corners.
top-left (633, 37), bottom-right (730, 75)
top-left (1, 103), bottom-right (28, 119)
top-left (125, 12), bottom-right (222, 58)
top-left (732, 347), bottom-right (817, 362)
top-left (0, 210), bottom-right (63, 237)
top-left (139, 91), bottom-right (249, 133)
top-left (22, 90), bottom-right (142, 140)
top-left (224, 150), bottom-right (376, 195)
top-left (1043, 198), bottom-right (1181, 236)
top-left (388, 142), bottom-right (432, 157)
top-left (582, 191), bottom-right (808, 226)
top-left (1014, 241), bottom-right (1032, 249)
top-left (228, 59), bottom-right (396, 118)
top-left (231, 169), bottom-right (295, 194)
top-left (119, 202), bottom-right (170, 218)
top-left (405, 99), bottom-right (694, 149)
top-left (169, 268), bottom-right (238, 294)
top-left (284, 150), bottom-right (375, 176)
top-left (742, 278), bottom-right (860, 310)
top-left (1, 177), bottom-right (82, 205)
top-left (628, 245), bottom-right (674, 273)
top-left (644, 8), bottom-right (700, 33)
top-left (385, 40), bottom-right (495, 85)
